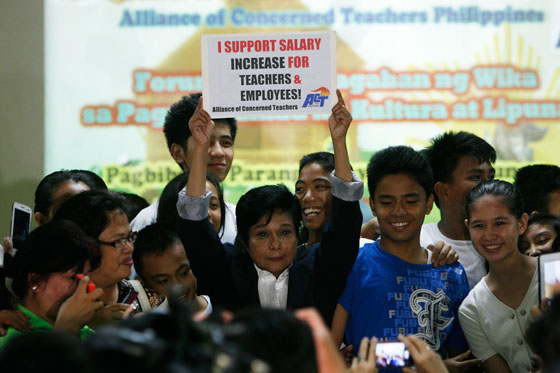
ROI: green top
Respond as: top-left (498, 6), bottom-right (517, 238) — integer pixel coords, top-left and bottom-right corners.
top-left (0, 304), bottom-right (95, 349)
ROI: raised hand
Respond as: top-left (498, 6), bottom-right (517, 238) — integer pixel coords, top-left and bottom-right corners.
top-left (328, 89), bottom-right (352, 142)
top-left (188, 97), bottom-right (214, 147)
top-left (54, 275), bottom-right (104, 335)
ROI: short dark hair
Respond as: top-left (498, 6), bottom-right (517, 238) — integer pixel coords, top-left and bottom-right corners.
top-left (514, 165), bottom-right (560, 214)
top-left (12, 220), bottom-right (96, 300)
top-left (52, 190), bottom-right (127, 252)
top-left (298, 152), bottom-right (334, 175)
top-left (422, 131), bottom-right (496, 206)
top-left (465, 180), bottom-right (524, 221)
top-left (70, 170), bottom-right (108, 190)
top-left (227, 309), bottom-right (318, 373)
top-left (34, 170), bottom-right (89, 215)
top-left (236, 185), bottom-right (301, 246)
top-left (133, 223), bottom-right (182, 278)
top-left (119, 192), bottom-right (149, 222)
top-left (367, 146), bottom-right (433, 198)
top-left (163, 93), bottom-right (237, 168)
top-left (157, 171), bottom-right (225, 236)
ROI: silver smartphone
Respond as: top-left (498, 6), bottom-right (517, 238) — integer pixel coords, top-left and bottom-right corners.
top-left (10, 202), bottom-right (32, 251)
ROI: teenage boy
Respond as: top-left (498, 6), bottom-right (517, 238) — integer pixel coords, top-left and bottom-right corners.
top-left (332, 146), bottom-right (475, 370)
top-left (132, 223), bottom-right (211, 318)
top-left (421, 131), bottom-right (496, 289)
top-left (514, 164), bottom-right (560, 216)
top-left (131, 93), bottom-right (238, 244)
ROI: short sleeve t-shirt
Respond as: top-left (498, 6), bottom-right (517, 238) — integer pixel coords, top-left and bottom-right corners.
top-left (420, 222), bottom-right (486, 289)
top-left (339, 241), bottom-right (469, 352)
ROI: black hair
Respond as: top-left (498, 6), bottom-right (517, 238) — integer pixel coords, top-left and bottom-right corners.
top-left (52, 190), bottom-right (127, 268)
top-left (157, 171), bottom-right (225, 236)
top-left (227, 309), bottom-right (318, 373)
top-left (422, 131), bottom-right (496, 207)
top-left (465, 180), bottom-right (525, 221)
top-left (514, 164), bottom-right (560, 214)
top-left (119, 192), bottom-right (150, 222)
top-left (521, 213), bottom-right (560, 253)
top-left (70, 170), bottom-right (108, 190)
top-left (12, 220), bottom-right (97, 300)
top-left (34, 170), bottom-right (88, 215)
top-left (163, 93), bottom-right (237, 169)
top-left (367, 146), bottom-right (433, 198)
top-left (236, 185), bottom-right (301, 246)
top-left (133, 223), bottom-right (182, 278)
top-left (298, 152), bottom-right (335, 175)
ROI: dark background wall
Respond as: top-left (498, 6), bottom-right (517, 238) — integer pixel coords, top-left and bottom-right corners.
top-left (0, 1), bottom-right (44, 235)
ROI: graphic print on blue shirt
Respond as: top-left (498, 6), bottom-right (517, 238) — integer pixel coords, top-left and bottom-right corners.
top-left (339, 241), bottom-right (469, 351)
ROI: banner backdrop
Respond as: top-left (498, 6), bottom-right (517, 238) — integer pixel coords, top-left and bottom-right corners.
top-left (45, 0), bottom-right (560, 222)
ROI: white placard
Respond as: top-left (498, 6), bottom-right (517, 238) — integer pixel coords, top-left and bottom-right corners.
top-left (201, 31), bottom-right (337, 118)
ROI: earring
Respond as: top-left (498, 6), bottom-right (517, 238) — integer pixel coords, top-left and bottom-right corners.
top-left (32, 286), bottom-right (38, 292)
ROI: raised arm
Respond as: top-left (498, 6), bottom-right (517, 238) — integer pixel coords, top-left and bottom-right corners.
top-left (186, 97), bottom-right (214, 197)
top-left (314, 90), bottom-right (363, 325)
top-left (329, 89), bottom-right (353, 182)
top-left (177, 98), bottom-right (236, 308)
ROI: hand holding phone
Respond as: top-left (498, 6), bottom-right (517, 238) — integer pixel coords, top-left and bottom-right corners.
top-left (398, 335), bottom-right (448, 373)
top-left (539, 252), bottom-right (560, 304)
top-left (375, 341), bottom-right (413, 369)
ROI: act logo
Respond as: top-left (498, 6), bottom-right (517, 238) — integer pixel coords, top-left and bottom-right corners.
top-left (302, 87), bottom-right (330, 108)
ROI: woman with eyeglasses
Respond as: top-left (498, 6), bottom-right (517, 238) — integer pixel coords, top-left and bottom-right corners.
top-left (53, 190), bottom-right (161, 327)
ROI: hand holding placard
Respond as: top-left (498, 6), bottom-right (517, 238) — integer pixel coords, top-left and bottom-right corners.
top-left (189, 97), bottom-right (215, 147)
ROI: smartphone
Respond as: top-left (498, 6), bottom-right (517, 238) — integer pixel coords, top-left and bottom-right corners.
top-left (10, 202), bottom-right (32, 251)
top-left (122, 291), bottom-right (138, 305)
top-left (375, 341), bottom-right (413, 369)
top-left (538, 252), bottom-right (560, 304)
top-left (76, 273), bottom-right (97, 293)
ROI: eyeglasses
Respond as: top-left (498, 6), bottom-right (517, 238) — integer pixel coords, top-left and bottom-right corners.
top-left (98, 232), bottom-right (137, 251)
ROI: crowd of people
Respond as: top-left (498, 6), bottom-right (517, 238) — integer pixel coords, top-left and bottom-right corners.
top-left (1, 90), bottom-right (560, 373)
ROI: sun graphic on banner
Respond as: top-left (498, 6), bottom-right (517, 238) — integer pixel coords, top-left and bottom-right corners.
top-left (407, 24), bottom-right (560, 164)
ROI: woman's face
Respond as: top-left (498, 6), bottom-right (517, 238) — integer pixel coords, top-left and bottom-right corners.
top-left (518, 222), bottom-right (557, 257)
top-left (247, 209), bottom-right (298, 278)
top-left (33, 263), bottom-right (90, 324)
top-left (466, 195), bottom-right (528, 263)
top-left (206, 181), bottom-right (222, 234)
top-left (90, 211), bottom-right (134, 287)
top-left (295, 163), bottom-right (332, 233)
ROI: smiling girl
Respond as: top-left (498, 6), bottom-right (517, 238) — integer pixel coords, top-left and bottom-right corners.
top-left (459, 180), bottom-right (537, 373)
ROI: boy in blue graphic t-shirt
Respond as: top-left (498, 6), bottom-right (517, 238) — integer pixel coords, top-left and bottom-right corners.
top-left (331, 146), bottom-right (477, 371)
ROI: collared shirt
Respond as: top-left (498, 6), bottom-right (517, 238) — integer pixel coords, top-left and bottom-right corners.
top-left (459, 270), bottom-right (537, 373)
top-left (254, 264), bottom-right (290, 309)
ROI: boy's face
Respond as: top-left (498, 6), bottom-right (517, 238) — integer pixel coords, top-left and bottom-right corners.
top-left (138, 241), bottom-right (197, 301)
top-left (370, 173), bottom-right (433, 246)
top-left (185, 121), bottom-right (234, 182)
top-left (440, 156), bottom-right (494, 210)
